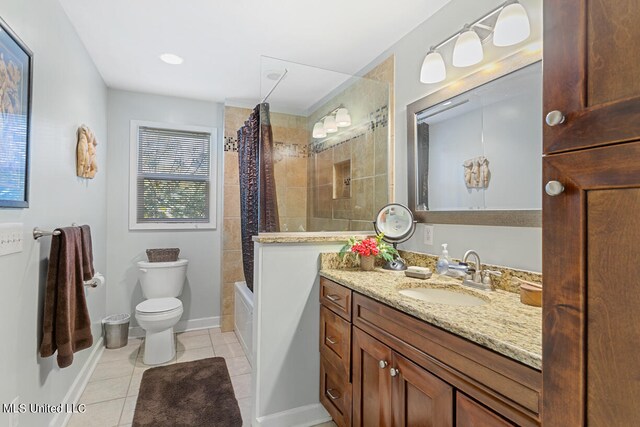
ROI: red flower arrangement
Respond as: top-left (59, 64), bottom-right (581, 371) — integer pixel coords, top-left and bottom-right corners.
top-left (350, 238), bottom-right (380, 257)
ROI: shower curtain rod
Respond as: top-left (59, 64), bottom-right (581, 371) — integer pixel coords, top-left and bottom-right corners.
top-left (261, 69), bottom-right (288, 103)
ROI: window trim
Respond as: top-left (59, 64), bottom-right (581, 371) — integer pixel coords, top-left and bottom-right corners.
top-left (129, 120), bottom-right (217, 230)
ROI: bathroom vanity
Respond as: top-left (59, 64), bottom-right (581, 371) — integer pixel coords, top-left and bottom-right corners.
top-left (318, 271), bottom-right (542, 427)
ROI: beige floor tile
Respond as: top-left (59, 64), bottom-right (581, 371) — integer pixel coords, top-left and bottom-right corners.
top-left (134, 354), bottom-right (177, 368)
top-left (127, 367), bottom-right (145, 396)
top-left (238, 396), bottom-right (252, 427)
top-left (80, 377), bottom-right (130, 405)
top-left (176, 346), bottom-right (215, 363)
top-left (225, 356), bottom-right (251, 377)
top-left (230, 373), bottom-right (252, 399)
top-left (176, 334), bottom-right (213, 351)
top-left (209, 327), bottom-right (222, 336)
top-left (99, 339), bottom-right (142, 364)
top-left (89, 358), bottom-right (136, 383)
top-left (119, 395), bottom-right (137, 425)
top-left (211, 331), bottom-right (239, 346)
top-left (67, 398), bottom-right (125, 427)
top-left (176, 329), bottom-right (209, 338)
top-left (214, 342), bottom-right (245, 359)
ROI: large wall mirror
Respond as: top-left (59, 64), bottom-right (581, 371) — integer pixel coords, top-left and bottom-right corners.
top-left (407, 58), bottom-right (542, 227)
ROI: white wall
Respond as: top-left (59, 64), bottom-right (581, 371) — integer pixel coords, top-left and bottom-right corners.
top-left (361, 0), bottom-right (543, 272)
top-left (252, 242), bottom-right (341, 426)
top-left (0, 0), bottom-right (108, 425)
top-left (106, 90), bottom-right (223, 328)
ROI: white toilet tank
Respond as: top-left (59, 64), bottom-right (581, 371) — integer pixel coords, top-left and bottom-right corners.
top-left (137, 259), bottom-right (188, 299)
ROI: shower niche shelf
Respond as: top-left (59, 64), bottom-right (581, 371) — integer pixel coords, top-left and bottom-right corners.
top-left (333, 160), bottom-right (351, 199)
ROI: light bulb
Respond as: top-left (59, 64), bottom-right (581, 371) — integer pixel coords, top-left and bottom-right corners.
top-left (312, 121), bottom-right (327, 139)
top-left (420, 50), bottom-right (446, 83)
top-left (335, 108), bottom-right (351, 127)
top-left (323, 115), bottom-right (338, 133)
top-left (493, 2), bottom-right (531, 47)
top-left (452, 29), bottom-right (483, 67)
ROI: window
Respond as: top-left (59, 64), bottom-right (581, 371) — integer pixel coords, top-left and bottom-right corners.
top-left (129, 121), bottom-right (217, 230)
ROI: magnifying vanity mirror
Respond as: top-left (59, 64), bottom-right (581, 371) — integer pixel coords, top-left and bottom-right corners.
top-left (407, 56), bottom-right (542, 227)
top-left (373, 203), bottom-right (416, 271)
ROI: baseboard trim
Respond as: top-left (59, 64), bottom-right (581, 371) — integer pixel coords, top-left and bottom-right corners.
top-left (255, 403), bottom-right (331, 427)
top-left (128, 316), bottom-right (221, 338)
top-left (49, 337), bottom-right (105, 427)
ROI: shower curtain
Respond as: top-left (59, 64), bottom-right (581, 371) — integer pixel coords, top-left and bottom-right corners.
top-left (237, 103), bottom-right (279, 292)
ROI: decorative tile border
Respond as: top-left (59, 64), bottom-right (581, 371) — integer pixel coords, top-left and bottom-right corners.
top-left (224, 136), bottom-right (238, 152)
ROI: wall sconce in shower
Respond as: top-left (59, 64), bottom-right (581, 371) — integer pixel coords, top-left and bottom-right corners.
top-left (313, 106), bottom-right (352, 139)
top-left (419, 0), bottom-right (531, 84)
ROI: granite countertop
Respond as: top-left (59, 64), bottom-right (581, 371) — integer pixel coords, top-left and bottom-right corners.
top-left (253, 232), bottom-right (372, 244)
top-left (320, 268), bottom-right (542, 370)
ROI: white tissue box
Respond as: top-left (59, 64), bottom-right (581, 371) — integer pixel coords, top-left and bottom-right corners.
top-left (404, 266), bottom-right (432, 280)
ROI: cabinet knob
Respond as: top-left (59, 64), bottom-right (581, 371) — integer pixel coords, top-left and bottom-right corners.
top-left (545, 181), bottom-right (565, 196)
top-left (379, 360), bottom-right (388, 369)
top-left (545, 110), bottom-right (566, 126)
top-left (390, 367), bottom-right (400, 377)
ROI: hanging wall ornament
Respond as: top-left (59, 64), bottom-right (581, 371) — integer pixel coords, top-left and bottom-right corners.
top-left (76, 125), bottom-right (98, 179)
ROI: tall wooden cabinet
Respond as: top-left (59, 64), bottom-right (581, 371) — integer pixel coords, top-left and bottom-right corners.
top-left (543, 1), bottom-right (640, 425)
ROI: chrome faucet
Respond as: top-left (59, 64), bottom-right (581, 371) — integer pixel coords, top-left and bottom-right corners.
top-left (461, 250), bottom-right (501, 291)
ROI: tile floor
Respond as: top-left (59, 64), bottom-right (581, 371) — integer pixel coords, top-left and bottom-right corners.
top-left (68, 328), bottom-right (251, 427)
top-left (67, 327), bottom-right (336, 427)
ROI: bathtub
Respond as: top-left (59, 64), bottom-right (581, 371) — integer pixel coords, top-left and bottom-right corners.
top-left (234, 281), bottom-right (253, 365)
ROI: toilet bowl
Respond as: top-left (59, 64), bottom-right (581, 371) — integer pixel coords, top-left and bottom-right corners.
top-left (135, 259), bottom-right (188, 365)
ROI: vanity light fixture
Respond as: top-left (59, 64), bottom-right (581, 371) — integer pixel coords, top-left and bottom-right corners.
top-left (420, 50), bottom-right (446, 84)
top-left (335, 108), bottom-right (352, 127)
top-left (159, 53), bottom-right (184, 65)
top-left (313, 106), bottom-right (352, 139)
top-left (493, 1), bottom-right (531, 47)
top-left (323, 115), bottom-right (338, 133)
top-left (312, 121), bottom-right (327, 138)
top-left (418, 0), bottom-right (531, 83)
top-left (452, 27), bottom-right (484, 67)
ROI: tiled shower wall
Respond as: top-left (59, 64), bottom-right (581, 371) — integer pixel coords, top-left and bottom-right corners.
top-left (307, 56), bottom-right (395, 231)
top-left (221, 106), bottom-right (308, 331)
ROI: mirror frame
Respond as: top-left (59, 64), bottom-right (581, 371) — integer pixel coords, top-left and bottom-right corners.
top-left (406, 51), bottom-right (542, 227)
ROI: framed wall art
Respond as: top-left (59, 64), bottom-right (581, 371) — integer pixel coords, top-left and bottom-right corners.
top-left (0, 17), bottom-right (32, 208)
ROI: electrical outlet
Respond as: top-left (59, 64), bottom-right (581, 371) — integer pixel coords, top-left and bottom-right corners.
top-left (0, 223), bottom-right (24, 256)
top-left (423, 225), bottom-right (434, 246)
top-left (9, 396), bottom-right (19, 427)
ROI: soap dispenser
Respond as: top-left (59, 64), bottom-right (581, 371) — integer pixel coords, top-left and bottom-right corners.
top-left (436, 244), bottom-right (451, 275)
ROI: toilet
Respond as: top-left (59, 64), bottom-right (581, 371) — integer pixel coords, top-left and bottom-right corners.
top-left (135, 259), bottom-right (188, 365)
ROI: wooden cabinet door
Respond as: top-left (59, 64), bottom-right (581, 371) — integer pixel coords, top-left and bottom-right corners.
top-left (543, 142), bottom-right (640, 426)
top-left (543, 0), bottom-right (640, 153)
top-left (456, 394), bottom-right (514, 427)
top-left (391, 352), bottom-right (453, 427)
top-left (352, 327), bottom-right (393, 427)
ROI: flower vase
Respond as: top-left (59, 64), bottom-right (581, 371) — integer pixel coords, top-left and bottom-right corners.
top-left (360, 255), bottom-right (375, 271)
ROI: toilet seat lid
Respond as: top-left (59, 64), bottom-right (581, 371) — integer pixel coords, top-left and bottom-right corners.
top-left (136, 297), bottom-right (182, 314)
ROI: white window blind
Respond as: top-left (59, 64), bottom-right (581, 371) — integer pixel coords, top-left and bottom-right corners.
top-left (136, 126), bottom-right (211, 224)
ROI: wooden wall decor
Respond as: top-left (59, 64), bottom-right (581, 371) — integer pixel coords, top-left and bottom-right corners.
top-left (76, 125), bottom-right (98, 179)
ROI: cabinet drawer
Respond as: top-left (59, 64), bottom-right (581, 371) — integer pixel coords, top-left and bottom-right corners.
top-left (320, 277), bottom-right (352, 321)
top-left (320, 306), bottom-right (351, 375)
top-left (320, 356), bottom-right (352, 427)
top-left (457, 393), bottom-right (515, 427)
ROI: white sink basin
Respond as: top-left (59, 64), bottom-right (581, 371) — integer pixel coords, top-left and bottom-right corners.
top-left (399, 288), bottom-right (487, 306)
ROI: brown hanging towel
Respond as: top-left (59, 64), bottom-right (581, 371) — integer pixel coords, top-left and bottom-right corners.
top-left (40, 227), bottom-right (93, 368)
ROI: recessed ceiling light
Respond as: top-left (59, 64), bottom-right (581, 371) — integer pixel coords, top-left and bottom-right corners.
top-left (266, 70), bottom-right (283, 81)
top-left (159, 53), bottom-right (184, 65)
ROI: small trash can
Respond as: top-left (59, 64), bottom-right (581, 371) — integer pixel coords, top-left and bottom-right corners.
top-left (103, 314), bottom-right (130, 349)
